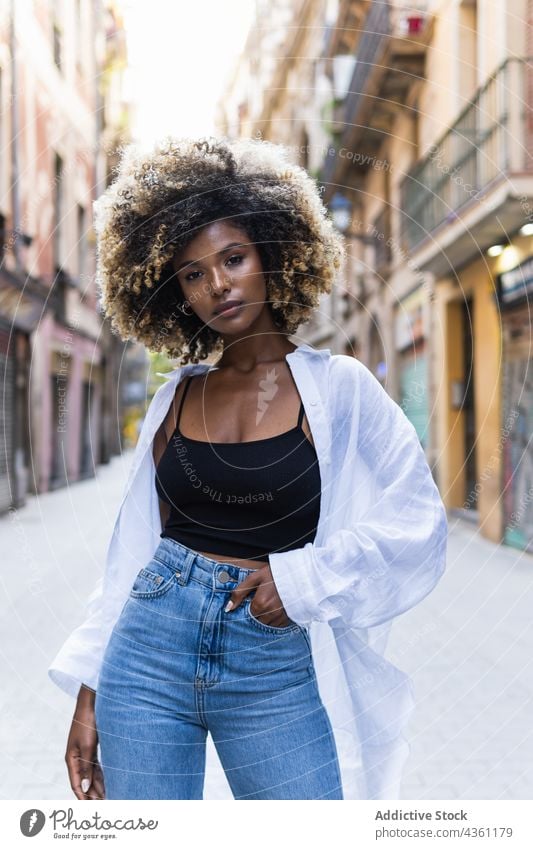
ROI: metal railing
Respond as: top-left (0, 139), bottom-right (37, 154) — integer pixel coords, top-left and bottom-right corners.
top-left (322, 1), bottom-right (433, 191)
top-left (400, 56), bottom-right (533, 250)
top-left (321, 0), bottom-right (391, 189)
top-left (344, 0), bottom-right (392, 130)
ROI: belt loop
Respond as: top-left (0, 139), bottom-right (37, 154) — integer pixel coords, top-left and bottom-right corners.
top-left (175, 548), bottom-right (196, 586)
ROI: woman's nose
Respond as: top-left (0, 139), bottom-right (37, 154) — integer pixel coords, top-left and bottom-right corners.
top-left (209, 267), bottom-right (231, 294)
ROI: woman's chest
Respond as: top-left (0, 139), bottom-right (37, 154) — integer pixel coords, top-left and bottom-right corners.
top-left (155, 427), bottom-right (321, 508)
top-left (171, 369), bottom-right (316, 447)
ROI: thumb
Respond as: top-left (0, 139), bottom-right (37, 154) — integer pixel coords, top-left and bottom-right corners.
top-left (81, 776), bottom-right (92, 794)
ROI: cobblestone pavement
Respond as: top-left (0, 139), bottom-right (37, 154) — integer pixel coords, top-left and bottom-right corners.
top-left (1, 452), bottom-right (531, 799)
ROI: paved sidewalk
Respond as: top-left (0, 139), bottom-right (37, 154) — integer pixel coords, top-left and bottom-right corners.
top-left (396, 514), bottom-right (533, 800)
top-left (0, 451), bottom-right (531, 799)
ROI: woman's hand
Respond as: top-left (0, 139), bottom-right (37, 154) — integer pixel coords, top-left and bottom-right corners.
top-left (224, 562), bottom-right (293, 627)
top-left (65, 685), bottom-right (105, 800)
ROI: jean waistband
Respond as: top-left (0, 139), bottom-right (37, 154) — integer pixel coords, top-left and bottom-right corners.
top-left (152, 536), bottom-right (261, 591)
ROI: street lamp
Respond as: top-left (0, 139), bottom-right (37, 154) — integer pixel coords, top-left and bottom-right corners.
top-left (329, 191), bottom-right (352, 233)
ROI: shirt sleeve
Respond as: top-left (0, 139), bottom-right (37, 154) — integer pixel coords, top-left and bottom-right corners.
top-left (47, 380), bottom-right (172, 700)
top-left (268, 360), bottom-right (448, 629)
top-left (47, 576), bottom-right (105, 699)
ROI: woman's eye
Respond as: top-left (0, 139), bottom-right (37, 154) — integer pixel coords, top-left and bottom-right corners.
top-left (182, 255), bottom-right (243, 281)
top-left (184, 270), bottom-right (202, 282)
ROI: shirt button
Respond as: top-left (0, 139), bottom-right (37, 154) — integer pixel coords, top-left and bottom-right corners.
top-left (310, 399), bottom-right (318, 405)
top-left (219, 570), bottom-right (230, 583)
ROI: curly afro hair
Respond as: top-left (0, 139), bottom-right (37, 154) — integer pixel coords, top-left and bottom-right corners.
top-left (93, 135), bottom-right (346, 364)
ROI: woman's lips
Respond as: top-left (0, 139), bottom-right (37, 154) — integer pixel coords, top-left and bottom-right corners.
top-left (214, 301), bottom-right (244, 316)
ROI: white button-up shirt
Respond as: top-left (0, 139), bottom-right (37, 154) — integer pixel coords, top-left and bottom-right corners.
top-left (48, 342), bottom-right (448, 800)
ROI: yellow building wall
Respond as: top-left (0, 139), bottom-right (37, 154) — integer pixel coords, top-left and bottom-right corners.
top-left (437, 254), bottom-right (503, 542)
top-left (443, 295), bottom-right (467, 509)
top-left (464, 260), bottom-right (503, 543)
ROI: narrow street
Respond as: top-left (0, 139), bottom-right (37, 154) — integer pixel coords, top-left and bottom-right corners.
top-left (1, 454), bottom-right (532, 800)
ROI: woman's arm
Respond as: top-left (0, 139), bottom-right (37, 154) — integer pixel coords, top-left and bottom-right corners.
top-left (65, 684), bottom-right (105, 799)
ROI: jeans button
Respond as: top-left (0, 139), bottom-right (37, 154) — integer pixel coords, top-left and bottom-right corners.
top-left (219, 570), bottom-right (230, 583)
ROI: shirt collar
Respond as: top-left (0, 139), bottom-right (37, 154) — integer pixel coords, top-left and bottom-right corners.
top-left (155, 342), bottom-right (329, 379)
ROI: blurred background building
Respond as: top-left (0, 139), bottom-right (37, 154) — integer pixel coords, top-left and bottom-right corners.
top-left (1, 0), bottom-right (531, 555)
top-left (217, 0), bottom-right (533, 554)
top-left (0, 0), bottom-right (147, 514)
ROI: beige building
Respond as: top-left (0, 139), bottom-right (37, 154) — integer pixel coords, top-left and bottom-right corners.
top-left (0, 0), bottom-right (133, 511)
top-left (218, 0), bottom-right (533, 552)
top-left (326, 0), bottom-right (533, 550)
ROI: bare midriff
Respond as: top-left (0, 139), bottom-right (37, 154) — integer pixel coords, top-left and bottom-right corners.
top-left (196, 550), bottom-right (268, 571)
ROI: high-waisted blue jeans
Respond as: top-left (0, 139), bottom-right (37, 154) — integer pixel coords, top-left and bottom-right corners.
top-left (94, 537), bottom-right (343, 800)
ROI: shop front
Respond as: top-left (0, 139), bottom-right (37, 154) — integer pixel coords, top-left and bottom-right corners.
top-left (394, 286), bottom-right (430, 450)
top-left (0, 268), bottom-right (47, 512)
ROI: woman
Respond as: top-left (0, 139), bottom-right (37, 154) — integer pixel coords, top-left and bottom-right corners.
top-left (49, 136), bottom-right (448, 801)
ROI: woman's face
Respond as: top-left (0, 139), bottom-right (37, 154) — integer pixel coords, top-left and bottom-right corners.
top-left (171, 220), bottom-right (273, 335)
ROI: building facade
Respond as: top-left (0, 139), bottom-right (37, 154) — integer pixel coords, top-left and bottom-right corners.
top-left (328, 0), bottom-right (533, 551)
top-left (0, 0), bottom-right (134, 513)
top-left (219, 0), bottom-right (533, 553)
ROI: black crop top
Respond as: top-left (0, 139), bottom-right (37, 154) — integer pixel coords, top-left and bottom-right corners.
top-left (155, 375), bottom-right (321, 562)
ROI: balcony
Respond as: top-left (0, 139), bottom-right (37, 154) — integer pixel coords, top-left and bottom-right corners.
top-left (322, 0), bottom-right (433, 198)
top-left (400, 57), bottom-right (533, 276)
top-left (323, 0), bottom-right (372, 59)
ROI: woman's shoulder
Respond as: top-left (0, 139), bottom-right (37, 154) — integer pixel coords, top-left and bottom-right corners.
top-left (328, 352), bottom-right (366, 388)
top-left (328, 353), bottom-right (388, 395)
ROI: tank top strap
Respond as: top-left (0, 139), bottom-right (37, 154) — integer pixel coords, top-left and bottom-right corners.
top-left (296, 398), bottom-right (305, 429)
top-left (176, 375), bottom-right (193, 429)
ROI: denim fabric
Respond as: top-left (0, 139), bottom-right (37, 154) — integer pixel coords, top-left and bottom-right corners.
top-left (95, 536), bottom-right (343, 800)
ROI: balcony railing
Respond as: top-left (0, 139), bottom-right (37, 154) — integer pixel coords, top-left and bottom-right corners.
top-left (344, 0), bottom-right (391, 131)
top-left (322, 1), bottom-right (432, 194)
top-left (400, 56), bottom-right (533, 251)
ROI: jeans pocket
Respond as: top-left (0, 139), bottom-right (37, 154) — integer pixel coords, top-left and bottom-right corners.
top-left (129, 556), bottom-right (178, 599)
top-left (244, 597), bottom-right (301, 634)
